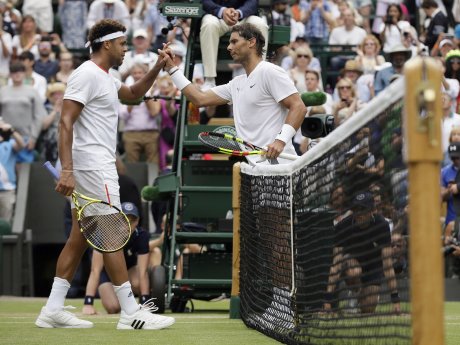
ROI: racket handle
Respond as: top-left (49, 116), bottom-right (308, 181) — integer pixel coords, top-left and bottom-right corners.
top-left (43, 161), bottom-right (61, 180)
top-left (278, 152), bottom-right (298, 161)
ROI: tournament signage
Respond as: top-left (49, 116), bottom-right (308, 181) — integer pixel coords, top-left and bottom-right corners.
top-left (161, 3), bottom-right (203, 18)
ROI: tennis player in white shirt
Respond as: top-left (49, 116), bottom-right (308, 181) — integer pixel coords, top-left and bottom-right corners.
top-left (36, 19), bottom-right (175, 330)
top-left (160, 23), bottom-right (307, 164)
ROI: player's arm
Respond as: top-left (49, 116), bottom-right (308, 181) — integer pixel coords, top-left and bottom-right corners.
top-left (136, 253), bottom-right (150, 298)
top-left (82, 251), bottom-right (104, 315)
top-left (382, 246), bottom-right (401, 313)
top-left (57, 99), bottom-right (83, 196)
top-left (324, 246), bottom-right (343, 310)
top-left (266, 93), bottom-right (307, 159)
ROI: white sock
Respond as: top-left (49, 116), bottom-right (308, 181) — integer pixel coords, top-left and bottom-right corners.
top-left (45, 277), bottom-right (70, 312)
top-left (205, 77), bottom-right (215, 84)
top-left (113, 281), bottom-right (139, 315)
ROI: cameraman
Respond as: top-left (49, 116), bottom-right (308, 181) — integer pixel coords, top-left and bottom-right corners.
top-left (0, 119), bottom-right (25, 223)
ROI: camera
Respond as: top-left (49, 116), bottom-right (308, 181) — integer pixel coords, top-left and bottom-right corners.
top-left (0, 127), bottom-right (13, 141)
top-left (444, 237), bottom-right (459, 257)
top-left (385, 16), bottom-right (394, 25)
top-left (161, 16), bottom-right (176, 35)
top-left (301, 114), bottom-right (335, 139)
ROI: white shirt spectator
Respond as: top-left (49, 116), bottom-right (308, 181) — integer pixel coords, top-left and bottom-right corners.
top-left (8, 71), bottom-right (47, 101)
top-left (87, 0), bottom-right (130, 31)
top-left (328, 25), bottom-right (367, 45)
top-left (0, 31), bottom-right (12, 78)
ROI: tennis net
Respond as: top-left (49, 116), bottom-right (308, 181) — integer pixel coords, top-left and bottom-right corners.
top-left (239, 77), bottom-right (411, 345)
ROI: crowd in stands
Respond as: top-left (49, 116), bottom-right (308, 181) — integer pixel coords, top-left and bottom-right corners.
top-left (0, 0), bottom-right (459, 285)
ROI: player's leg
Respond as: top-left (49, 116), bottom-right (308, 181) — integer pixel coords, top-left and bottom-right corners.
top-left (36, 209), bottom-right (93, 328)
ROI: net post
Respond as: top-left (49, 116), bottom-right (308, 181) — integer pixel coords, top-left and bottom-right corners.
top-left (403, 56), bottom-right (444, 345)
top-left (230, 162), bottom-right (241, 319)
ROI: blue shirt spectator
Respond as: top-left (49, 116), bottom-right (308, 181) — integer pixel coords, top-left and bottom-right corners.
top-left (441, 143), bottom-right (460, 225)
top-left (300, 0), bottom-right (334, 43)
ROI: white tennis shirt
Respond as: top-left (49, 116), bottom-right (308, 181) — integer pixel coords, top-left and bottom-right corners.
top-left (213, 61), bottom-right (298, 159)
top-left (64, 61), bottom-right (122, 170)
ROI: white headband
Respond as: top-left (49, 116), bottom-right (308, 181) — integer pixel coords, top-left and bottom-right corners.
top-left (85, 31), bottom-right (125, 48)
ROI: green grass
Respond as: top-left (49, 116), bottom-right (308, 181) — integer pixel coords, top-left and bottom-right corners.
top-left (1, 297), bottom-right (459, 345)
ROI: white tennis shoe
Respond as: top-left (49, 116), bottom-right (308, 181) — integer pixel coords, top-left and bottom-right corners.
top-left (35, 306), bottom-right (94, 328)
top-left (117, 299), bottom-right (175, 330)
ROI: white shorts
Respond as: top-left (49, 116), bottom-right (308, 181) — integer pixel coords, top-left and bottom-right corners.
top-left (71, 168), bottom-right (121, 210)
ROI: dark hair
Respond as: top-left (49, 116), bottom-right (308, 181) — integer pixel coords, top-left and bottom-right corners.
top-left (18, 51), bottom-right (35, 62)
top-left (421, 0), bottom-right (438, 9)
top-left (386, 4), bottom-right (403, 21)
top-left (10, 61), bottom-right (26, 73)
top-left (231, 23), bottom-right (266, 57)
top-left (87, 19), bottom-right (126, 53)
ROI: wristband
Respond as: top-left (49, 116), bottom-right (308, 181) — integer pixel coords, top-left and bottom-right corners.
top-left (84, 295), bottom-right (94, 305)
top-left (171, 70), bottom-right (191, 91)
top-left (275, 124), bottom-right (296, 144)
top-left (140, 295), bottom-right (150, 304)
top-left (390, 292), bottom-right (400, 303)
top-left (168, 66), bottom-right (179, 76)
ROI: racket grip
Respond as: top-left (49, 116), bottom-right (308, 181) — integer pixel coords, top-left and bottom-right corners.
top-left (43, 161), bottom-right (61, 180)
top-left (278, 152), bottom-right (298, 161)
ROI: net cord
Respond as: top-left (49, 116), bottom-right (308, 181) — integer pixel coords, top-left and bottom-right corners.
top-left (240, 77), bottom-right (406, 176)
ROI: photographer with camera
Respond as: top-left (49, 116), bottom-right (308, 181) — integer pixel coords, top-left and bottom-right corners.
top-left (0, 118), bottom-right (25, 224)
top-left (378, 4), bottom-right (412, 54)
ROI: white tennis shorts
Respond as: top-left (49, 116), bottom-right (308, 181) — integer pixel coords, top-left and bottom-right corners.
top-left (71, 167), bottom-right (121, 210)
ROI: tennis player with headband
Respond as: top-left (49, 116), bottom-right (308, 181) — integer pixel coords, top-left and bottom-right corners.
top-left (36, 19), bottom-right (175, 330)
top-left (160, 23), bottom-right (307, 164)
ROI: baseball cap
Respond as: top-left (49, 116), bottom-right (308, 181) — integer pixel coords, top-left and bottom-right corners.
top-left (440, 39), bottom-right (454, 49)
top-left (448, 143), bottom-right (460, 158)
top-left (133, 28), bottom-right (148, 39)
top-left (121, 202), bottom-right (139, 218)
top-left (352, 192), bottom-right (374, 209)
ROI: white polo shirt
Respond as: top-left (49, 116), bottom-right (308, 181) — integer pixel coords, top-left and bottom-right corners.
top-left (64, 60), bottom-right (122, 170)
top-left (213, 61), bottom-right (299, 160)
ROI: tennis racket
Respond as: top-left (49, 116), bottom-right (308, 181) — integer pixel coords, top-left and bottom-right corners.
top-left (198, 132), bottom-right (298, 160)
top-left (43, 161), bottom-right (131, 253)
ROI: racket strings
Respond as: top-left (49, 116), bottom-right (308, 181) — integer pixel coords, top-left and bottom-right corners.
top-left (80, 204), bottom-right (130, 252)
top-left (201, 134), bottom-right (253, 152)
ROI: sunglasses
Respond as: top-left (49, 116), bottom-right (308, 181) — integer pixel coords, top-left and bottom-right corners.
top-left (297, 54), bottom-right (310, 58)
top-left (450, 59), bottom-right (460, 65)
top-left (338, 86), bottom-right (351, 90)
top-left (364, 42), bottom-right (376, 46)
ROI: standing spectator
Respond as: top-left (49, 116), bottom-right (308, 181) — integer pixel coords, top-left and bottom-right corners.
top-left (118, 28), bottom-right (158, 82)
top-left (445, 50), bottom-right (460, 113)
top-left (420, 0), bottom-right (448, 51)
top-left (40, 82), bottom-right (65, 163)
top-left (0, 15), bottom-right (12, 86)
top-left (354, 34), bottom-right (386, 75)
top-left (328, 8), bottom-right (367, 70)
top-left (34, 37), bottom-right (60, 82)
top-left (58, 0), bottom-right (88, 49)
top-left (300, 0), bottom-right (336, 44)
top-left (378, 4), bottom-right (411, 54)
top-left (143, 0), bottom-right (169, 51)
top-left (0, 0), bottom-right (21, 37)
top-left (119, 63), bottom-right (161, 163)
top-left (11, 15), bottom-right (40, 60)
top-left (200, 0), bottom-right (269, 89)
top-left (55, 52), bottom-right (75, 84)
top-left (350, 0), bottom-right (372, 34)
top-left (374, 45), bottom-right (411, 95)
top-left (21, 0), bottom-right (53, 33)
top-left (0, 119), bottom-right (24, 223)
top-left (87, 0), bottom-right (130, 32)
top-left (441, 92), bottom-right (460, 157)
top-left (272, 0), bottom-right (304, 42)
top-left (16, 51), bottom-right (47, 101)
top-left (441, 143), bottom-right (460, 229)
top-left (0, 61), bottom-right (47, 163)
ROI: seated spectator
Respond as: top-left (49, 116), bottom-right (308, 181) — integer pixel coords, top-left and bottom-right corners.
top-left (374, 45), bottom-right (411, 95)
top-left (305, 69), bottom-right (333, 113)
top-left (143, 0), bottom-right (169, 51)
top-left (441, 92), bottom-right (460, 160)
top-left (300, 0), bottom-right (335, 44)
top-left (443, 126), bottom-right (460, 167)
top-left (333, 0), bottom-right (363, 31)
top-left (335, 60), bottom-right (372, 102)
top-left (58, 0), bottom-right (88, 49)
top-left (11, 14), bottom-right (40, 60)
top-left (332, 77), bottom-right (364, 126)
top-left (55, 52), bottom-right (75, 84)
top-left (82, 202), bottom-right (151, 315)
top-left (0, 1), bottom-right (21, 37)
top-left (272, 0), bottom-right (304, 42)
top-left (15, 51), bottom-right (47, 101)
top-left (441, 143), bottom-right (460, 230)
top-left (118, 28), bottom-right (158, 82)
top-left (445, 50), bottom-right (460, 111)
top-left (0, 61), bottom-right (47, 163)
top-left (87, 0), bottom-right (130, 31)
top-left (119, 63), bottom-right (161, 163)
top-left (200, 0), bottom-right (268, 89)
top-left (328, 8), bottom-right (367, 71)
top-left (420, 0), bottom-right (448, 52)
top-left (378, 3), bottom-right (411, 54)
top-left (0, 15), bottom-right (12, 86)
top-left (288, 46), bottom-right (317, 93)
top-left (401, 25), bottom-right (428, 58)
top-left (355, 35), bottom-right (386, 75)
top-left (349, 0), bottom-right (372, 33)
top-left (33, 37), bottom-right (60, 82)
top-left (0, 118), bottom-right (25, 224)
top-left (21, 0), bottom-right (53, 34)
top-left (39, 82), bottom-right (65, 163)
top-left (281, 40), bottom-right (322, 72)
